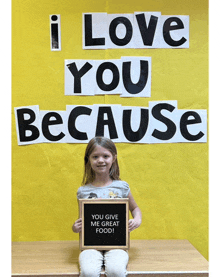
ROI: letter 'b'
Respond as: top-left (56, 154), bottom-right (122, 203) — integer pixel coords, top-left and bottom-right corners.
top-left (16, 108), bottom-right (40, 142)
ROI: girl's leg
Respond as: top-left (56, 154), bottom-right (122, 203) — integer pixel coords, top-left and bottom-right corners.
top-left (104, 249), bottom-right (129, 277)
top-left (79, 249), bottom-right (104, 277)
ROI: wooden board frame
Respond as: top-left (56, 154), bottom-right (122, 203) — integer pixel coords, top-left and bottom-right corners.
top-left (79, 198), bottom-right (130, 250)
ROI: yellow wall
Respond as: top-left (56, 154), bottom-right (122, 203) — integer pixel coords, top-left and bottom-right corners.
top-left (12, 0), bottom-right (208, 259)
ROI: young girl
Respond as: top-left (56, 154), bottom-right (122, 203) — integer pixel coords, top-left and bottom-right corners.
top-left (72, 137), bottom-right (142, 277)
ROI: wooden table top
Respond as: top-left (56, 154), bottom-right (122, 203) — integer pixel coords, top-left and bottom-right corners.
top-left (12, 240), bottom-right (208, 276)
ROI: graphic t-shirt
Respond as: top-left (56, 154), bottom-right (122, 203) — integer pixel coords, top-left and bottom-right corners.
top-left (77, 180), bottom-right (130, 199)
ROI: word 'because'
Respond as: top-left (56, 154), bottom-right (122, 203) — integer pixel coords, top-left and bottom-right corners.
top-left (14, 101), bottom-right (207, 145)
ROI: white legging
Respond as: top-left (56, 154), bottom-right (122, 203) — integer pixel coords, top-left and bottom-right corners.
top-left (79, 249), bottom-right (129, 277)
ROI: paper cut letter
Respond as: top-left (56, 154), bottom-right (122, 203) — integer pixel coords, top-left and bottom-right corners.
top-left (68, 106), bottom-right (92, 140)
top-left (95, 106), bottom-right (119, 139)
top-left (180, 111), bottom-right (205, 141)
top-left (122, 108), bottom-right (149, 142)
top-left (135, 13), bottom-right (158, 46)
top-left (66, 62), bottom-right (93, 94)
top-left (50, 14), bottom-right (61, 51)
top-left (84, 14), bottom-right (105, 46)
top-left (151, 103), bottom-right (177, 140)
top-left (41, 112), bottom-right (65, 142)
top-left (14, 106), bottom-right (41, 145)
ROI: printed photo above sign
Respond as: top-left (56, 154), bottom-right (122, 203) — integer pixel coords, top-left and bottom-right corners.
top-left (79, 199), bottom-right (130, 250)
top-left (14, 101), bottom-right (207, 145)
top-left (65, 56), bottom-right (151, 97)
top-left (83, 12), bottom-right (189, 49)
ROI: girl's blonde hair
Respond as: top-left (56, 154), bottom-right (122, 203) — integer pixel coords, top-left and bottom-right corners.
top-left (82, 137), bottom-right (120, 185)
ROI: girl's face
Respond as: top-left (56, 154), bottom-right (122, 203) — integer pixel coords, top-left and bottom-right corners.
top-left (89, 145), bottom-right (116, 177)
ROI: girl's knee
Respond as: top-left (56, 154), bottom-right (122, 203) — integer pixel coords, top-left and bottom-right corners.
top-left (79, 249), bottom-right (103, 277)
top-left (105, 266), bottom-right (127, 277)
top-left (104, 250), bottom-right (128, 277)
top-left (80, 268), bottom-right (100, 277)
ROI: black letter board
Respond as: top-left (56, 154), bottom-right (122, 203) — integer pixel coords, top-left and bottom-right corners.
top-left (79, 199), bottom-right (129, 250)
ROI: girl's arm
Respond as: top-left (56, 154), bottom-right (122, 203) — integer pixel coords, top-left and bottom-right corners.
top-left (72, 200), bottom-right (82, 233)
top-left (128, 192), bottom-right (142, 232)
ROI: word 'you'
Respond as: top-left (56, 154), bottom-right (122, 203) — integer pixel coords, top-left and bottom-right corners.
top-left (65, 57), bottom-right (151, 97)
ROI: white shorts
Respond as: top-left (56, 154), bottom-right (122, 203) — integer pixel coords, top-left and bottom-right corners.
top-left (79, 249), bottom-right (129, 277)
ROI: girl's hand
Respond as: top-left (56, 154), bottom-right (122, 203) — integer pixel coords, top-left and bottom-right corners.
top-left (72, 218), bottom-right (82, 233)
top-left (128, 218), bottom-right (141, 232)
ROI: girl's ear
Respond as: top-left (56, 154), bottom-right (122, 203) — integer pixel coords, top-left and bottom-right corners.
top-left (113, 155), bottom-right (117, 163)
top-left (85, 155), bottom-right (89, 164)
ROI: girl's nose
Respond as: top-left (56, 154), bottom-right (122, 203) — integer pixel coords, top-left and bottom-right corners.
top-left (98, 157), bottom-right (104, 163)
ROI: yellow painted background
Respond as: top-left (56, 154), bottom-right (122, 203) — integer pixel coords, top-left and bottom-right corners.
top-left (12, 0), bottom-right (208, 259)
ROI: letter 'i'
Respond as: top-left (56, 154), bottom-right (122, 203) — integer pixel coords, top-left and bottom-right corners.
top-left (50, 14), bottom-right (61, 51)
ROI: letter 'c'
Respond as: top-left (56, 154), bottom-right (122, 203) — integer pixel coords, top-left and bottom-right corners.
top-left (68, 106), bottom-right (92, 140)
